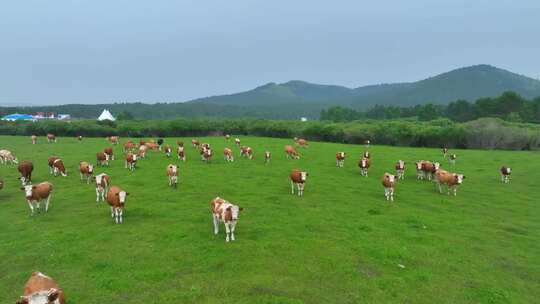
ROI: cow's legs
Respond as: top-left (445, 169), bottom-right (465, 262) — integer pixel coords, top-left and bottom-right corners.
top-left (213, 216), bottom-right (219, 235)
top-left (95, 188), bottom-right (100, 202)
top-left (230, 222), bottom-right (237, 241)
top-left (390, 188), bottom-right (394, 201)
top-left (453, 187), bottom-right (457, 196)
top-left (291, 181), bottom-right (295, 194)
top-left (36, 201), bottom-right (41, 213)
top-left (119, 209), bottom-right (123, 224)
top-left (80, 172), bottom-right (83, 181)
top-left (438, 183), bottom-right (443, 194)
top-left (225, 223), bottom-right (231, 242)
top-left (27, 200), bottom-right (34, 215)
top-left (111, 207), bottom-right (115, 218)
top-left (298, 183), bottom-right (304, 196)
top-left (45, 195), bottom-right (51, 212)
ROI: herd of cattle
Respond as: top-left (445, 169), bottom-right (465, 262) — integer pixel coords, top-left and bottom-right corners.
top-left (1, 134), bottom-right (514, 302)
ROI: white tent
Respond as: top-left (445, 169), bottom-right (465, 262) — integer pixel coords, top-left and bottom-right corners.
top-left (97, 109), bottom-right (116, 121)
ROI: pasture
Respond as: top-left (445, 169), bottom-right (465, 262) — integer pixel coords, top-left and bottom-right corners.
top-left (0, 135), bottom-right (539, 303)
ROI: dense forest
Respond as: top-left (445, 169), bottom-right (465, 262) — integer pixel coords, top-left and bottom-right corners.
top-left (320, 91), bottom-right (540, 123)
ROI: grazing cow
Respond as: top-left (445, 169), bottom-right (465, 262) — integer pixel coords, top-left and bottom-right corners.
top-left (48, 157), bottom-right (67, 177)
top-left (16, 271), bottom-right (65, 304)
top-left (240, 146), bottom-right (253, 159)
top-left (500, 166), bottom-right (511, 183)
top-left (47, 134), bottom-right (56, 143)
top-left (166, 164), bottom-right (178, 188)
top-left (421, 161), bottom-right (440, 181)
top-left (157, 138), bottom-right (164, 150)
top-left (442, 147), bottom-right (449, 158)
top-left (18, 161), bottom-right (34, 186)
top-left (285, 145), bottom-right (300, 159)
top-left (96, 152), bottom-right (110, 167)
top-left (20, 182), bottom-right (53, 215)
top-left (290, 169), bottom-right (308, 196)
top-left (358, 158), bottom-right (370, 176)
top-left (336, 152), bottom-right (346, 167)
top-left (382, 173), bottom-right (396, 201)
top-left (192, 139), bottom-right (200, 148)
top-left (364, 139), bottom-right (371, 148)
top-left (106, 186), bottom-right (129, 224)
top-left (145, 142), bottom-right (159, 151)
top-left (264, 151), bottom-right (271, 164)
top-left (363, 151), bottom-right (370, 159)
top-left (225, 134), bottom-right (231, 141)
top-left (79, 161), bottom-right (94, 184)
top-left (177, 146), bottom-right (186, 161)
top-left (235, 138), bottom-right (241, 147)
top-left (449, 154), bottom-right (457, 166)
top-left (202, 148), bottom-right (213, 162)
top-left (125, 153), bottom-right (137, 171)
top-left (109, 136), bottom-right (120, 145)
top-left (77, 135), bottom-right (83, 141)
top-left (94, 173), bottom-right (110, 202)
top-left (0, 149), bottom-right (18, 164)
top-left (395, 160), bottom-right (405, 180)
top-left (224, 148), bottom-right (234, 162)
top-left (296, 138), bottom-right (309, 148)
top-left (123, 141), bottom-right (136, 153)
top-left (435, 169), bottom-right (465, 196)
top-left (104, 147), bottom-right (114, 160)
top-left (164, 145), bottom-right (172, 158)
top-left (211, 197), bottom-right (243, 242)
top-left (138, 145), bottom-right (147, 159)
top-left (415, 161), bottom-right (425, 180)
top-left (31, 135), bottom-right (37, 144)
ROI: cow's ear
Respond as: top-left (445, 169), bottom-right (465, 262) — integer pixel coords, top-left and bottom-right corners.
top-left (48, 288), bottom-right (59, 301)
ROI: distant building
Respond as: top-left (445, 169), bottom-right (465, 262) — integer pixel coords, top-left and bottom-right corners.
top-left (1, 113), bottom-right (36, 121)
top-left (97, 109), bottom-right (116, 121)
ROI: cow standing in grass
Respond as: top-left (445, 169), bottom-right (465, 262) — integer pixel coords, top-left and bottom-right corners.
top-left (47, 134), bottom-right (56, 143)
top-left (290, 169), bottom-right (308, 196)
top-left (166, 164), bottom-right (178, 188)
top-left (18, 161), bottom-right (33, 186)
top-left (364, 139), bottom-right (371, 149)
top-left (48, 157), bottom-right (67, 177)
top-left (235, 138), bottom-right (241, 147)
top-left (177, 146), bottom-right (186, 161)
top-left (20, 182), bottom-right (53, 215)
top-left (192, 139), bottom-right (200, 148)
top-left (96, 152), bottom-right (109, 167)
top-left (359, 158), bottom-right (370, 177)
top-left (138, 145), bottom-right (147, 159)
top-left (285, 145), bottom-right (300, 159)
top-left (382, 173), bottom-right (396, 202)
top-left (296, 138), bottom-right (309, 148)
top-left (79, 161), bottom-right (94, 184)
top-left (164, 145), bottom-right (172, 158)
top-left (31, 135), bottom-right (37, 144)
top-left (336, 152), bottom-right (346, 167)
top-left (109, 136), bottom-right (119, 145)
top-left (435, 169), bottom-right (465, 196)
top-left (211, 197), bottom-right (243, 242)
top-left (125, 153), bottom-right (137, 171)
top-left (104, 147), bottom-right (114, 160)
top-left (225, 134), bottom-right (231, 141)
top-left (442, 147), bottom-right (449, 158)
top-left (16, 271), bottom-right (65, 304)
top-left (395, 160), bottom-right (405, 180)
top-left (0, 149), bottom-right (18, 165)
top-left (203, 148), bottom-right (213, 162)
top-left (415, 161), bottom-right (425, 180)
top-left (501, 166), bottom-right (511, 183)
top-left (123, 140), bottom-right (136, 153)
top-left (77, 135), bottom-right (83, 142)
top-left (421, 161), bottom-right (440, 181)
top-left (240, 146), bottom-right (253, 159)
top-left (95, 173), bottom-right (110, 202)
top-left (449, 154), bottom-right (457, 166)
top-left (224, 148), bottom-right (234, 162)
top-left (106, 186), bottom-right (129, 224)
top-left (157, 138), bottom-right (164, 151)
top-left (264, 151), bottom-right (271, 164)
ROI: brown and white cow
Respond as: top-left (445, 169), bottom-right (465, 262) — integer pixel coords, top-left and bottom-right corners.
top-left (164, 145), bottom-right (172, 158)
top-left (48, 157), bottom-right (67, 177)
top-left (224, 148), bottom-right (234, 162)
top-left (363, 151), bottom-right (370, 159)
top-left (79, 161), bottom-right (94, 184)
top-left (240, 146), bottom-right (253, 159)
top-left (449, 154), bottom-right (457, 166)
top-left (46, 134), bottom-right (56, 143)
top-left (125, 153), bottom-right (137, 171)
top-left (421, 161), bottom-right (440, 181)
top-left (382, 173), bottom-right (396, 202)
top-left (166, 164), bottom-right (179, 188)
top-left (177, 146), bottom-right (186, 161)
top-left (96, 152), bottom-right (110, 167)
top-left (336, 152), bottom-right (346, 167)
top-left (235, 138), bottom-right (241, 147)
top-left (145, 142), bottom-right (159, 151)
top-left (435, 169), bottom-right (465, 196)
top-left (290, 169), bottom-right (308, 196)
top-left (16, 271), bottom-right (65, 304)
top-left (138, 145), bottom-right (147, 159)
top-left (104, 147), bottom-right (114, 160)
top-left (94, 173), bottom-right (110, 202)
top-left (77, 135), bottom-right (83, 142)
top-left (18, 161), bottom-right (34, 186)
top-left (415, 161), bottom-right (425, 180)
top-left (157, 138), bottom-right (164, 150)
top-left (192, 139), bottom-right (200, 148)
top-left (202, 148), bottom-right (213, 162)
top-left (20, 182), bottom-right (53, 215)
top-left (211, 196), bottom-right (243, 242)
top-left (296, 138), bottom-right (309, 148)
top-left (106, 186), bottom-right (129, 224)
top-left (0, 149), bottom-right (18, 165)
top-left (442, 147), bottom-right (449, 158)
top-left (395, 160), bottom-right (405, 180)
top-left (364, 139), bottom-right (371, 149)
top-left (500, 166), bottom-right (511, 183)
top-left (31, 135), bottom-right (37, 145)
top-left (123, 140), bottom-right (136, 153)
top-left (264, 151), bottom-right (271, 164)
top-left (225, 134), bottom-right (231, 141)
top-left (109, 136), bottom-right (119, 145)
top-left (358, 157), bottom-right (370, 176)
top-left (285, 145), bottom-right (300, 159)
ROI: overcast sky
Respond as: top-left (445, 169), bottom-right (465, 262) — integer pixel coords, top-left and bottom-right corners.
top-left (1, 0), bottom-right (539, 105)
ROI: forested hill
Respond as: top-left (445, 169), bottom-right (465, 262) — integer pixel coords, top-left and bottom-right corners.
top-left (1, 65), bottom-right (540, 119)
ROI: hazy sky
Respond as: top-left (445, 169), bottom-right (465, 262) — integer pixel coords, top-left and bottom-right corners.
top-left (1, 0), bottom-right (539, 105)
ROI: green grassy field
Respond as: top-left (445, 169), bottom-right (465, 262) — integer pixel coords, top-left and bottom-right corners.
top-left (0, 135), bottom-right (539, 303)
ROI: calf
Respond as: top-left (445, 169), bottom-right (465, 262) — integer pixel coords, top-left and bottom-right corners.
top-left (235, 138), bottom-right (241, 147)
top-left (285, 145), bottom-right (300, 159)
top-left (435, 169), bottom-right (465, 196)
top-left (358, 157), bottom-right (370, 176)
top-left (500, 166), bottom-right (511, 183)
top-left (240, 146), bottom-right (253, 159)
top-left (290, 169), bottom-right (308, 196)
top-left (125, 153), bottom-right (137, 171)
top-left (192, 139), bottom-right (200, 148)
top-left (104, 147), bottom-right (114, 160)
top-left (164, 145), bottom-right (172, 158)
top-left (211, 197), bottom-right (243, 242)
top-left (0, 149), bottom-right (18, 165)
top-left (395, 160), bottom-right (405, 180)
top-left (421, 161), bottom-right (440, 181)
top-left (20, 182), bottom-right (53, 215)
top-left (449, 154), bottom-right (457, 166)
top-left (336, 152), bottom-right (346, 167)
top-left (177, 146), bottom-right (186, 161)
top-left (18, 161), bottom-right (34, 186)
top-left (47, 133), bottom-right (56, 143)
top-left (138, 145), bottom-right (147, 159)
top-left (96, 152), bottom-right (110, 167)
top-left (109, 136), bottom-right (119, 145)
top-left (166, 164), bottom-right (178, 188)
top-left (224, 148), bottom-right (234, 162)
top-left (94, 173), bottom-right (110, 202)
top-left (48, 157), bottom-right (67, 177)
top-left (382, 173), bottom-right (396, 201)
top-left (106, 186), bottom-right (129, 224)
top-left (264, 151), bottom-right (271, 164)
top-left (16, 271), bottom-right (65, 304)
top-left (79, 161), bottom-right (94, 184)
top-left (31, 135), bottom-right (37, 144)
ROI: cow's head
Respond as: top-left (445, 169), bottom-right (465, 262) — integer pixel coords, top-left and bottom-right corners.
top-left (433, 162), bottom-right (440, 170)
top-left (385, 173), bottom-right (395, 183)
top-left (416, 161), bottom-right (423, 170)
top-left (87, 164), bottom-right (94, 174)
top-left (206, 149), bottom-right (212, 156)
top-left (117, 191), bottom-right (129, 204)
top-left (398, 160), bottom-right (404, 168)
top-left (454, 174), bottom-right (465, 184)
top-left (20, 185), bottom-right (35, 198)
top-left (300, 171), bottom-right (308, 182)
top-left (364, 151), bottom-right (370, 158)
top-left (17, 288), bottom-right (60, 304)
top-left (95, 174), bottom-right (103, 185)
top-left (132, 155), bottom-right (137, 161)
top-left (226, 205), bottom-right (243, 221)
top-left (104, 153), bottom-right (110, 161)
top-left (506, 167), bottom-right (511, 174)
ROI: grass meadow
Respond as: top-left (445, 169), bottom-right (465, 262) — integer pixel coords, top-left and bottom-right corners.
top-left (0, 135), bottom-right (539, 303)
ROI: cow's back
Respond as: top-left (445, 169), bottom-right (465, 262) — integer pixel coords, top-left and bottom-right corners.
top-left (23, 272), bottom-right (65, 303)
top-left (107, 186), bottom-right (121, 206)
